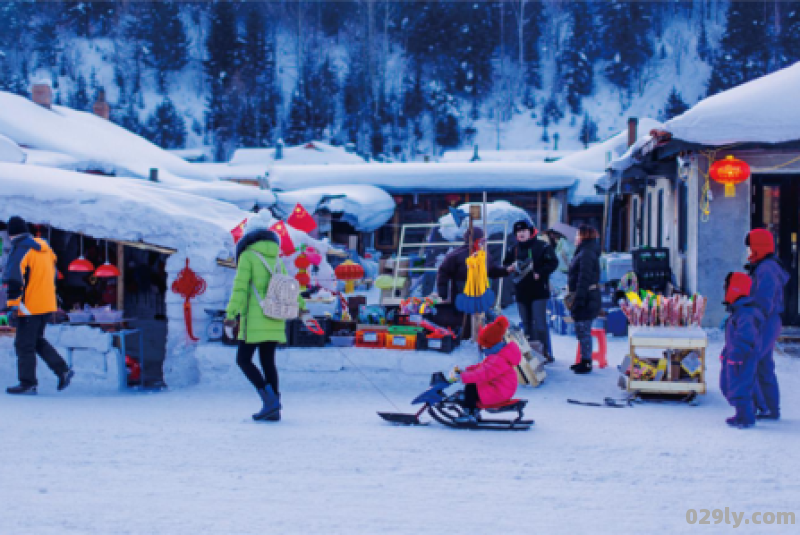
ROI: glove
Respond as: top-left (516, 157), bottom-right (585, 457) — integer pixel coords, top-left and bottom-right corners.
top-left (223, 318), bottom-right (238, 329)
top-left (7, 306), bottom-right (19, 328)
top-left (446, 366), bottom-right (462, 383)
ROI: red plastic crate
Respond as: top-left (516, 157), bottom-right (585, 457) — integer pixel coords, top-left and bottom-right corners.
top-left (355, 330), bottom-right (386, 348)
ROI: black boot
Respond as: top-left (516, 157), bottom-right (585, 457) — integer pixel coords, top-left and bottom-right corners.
top-left (57, 369), bottom-right (75, 391)
top-left (253, 385), bottom-right (281, 421)
top-left (543, 354), bottom-right (555, 365)
top-left (755, 408), bottom-right (780, 421)
top-left (7, 384), bottom-right (37, 395)
top-left (570, 360), bottom-right (593, 374)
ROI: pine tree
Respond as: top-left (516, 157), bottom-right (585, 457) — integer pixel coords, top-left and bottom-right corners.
top-left (33, 19), bottom-right (59, 70)
top-left (707, 1), bottom-right (770, 95)
top-left (579, 113), bottom-right (598, 148)
top-left (660, 87), bottom-right (689, 120)
top-left (697, 20), bottom-right (712, 62)
top-left (71, 74), bottom-right (89, 111)
top-left (139, 1), bottom-right (189, 91)
top-left (780, 5), bottom-right (800, 66)
top-left (144, 97), bottom-right (187, 149)
top-left (560, 2), bottom-right (596, 115)
top-left (601, 0), bottom-right (653, 93)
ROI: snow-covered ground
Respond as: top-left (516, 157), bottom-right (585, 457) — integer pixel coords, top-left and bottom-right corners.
top-left (2, 323), bottom-right (798, 534)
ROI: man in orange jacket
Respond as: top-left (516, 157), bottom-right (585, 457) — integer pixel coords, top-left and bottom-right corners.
top-left (2, 216), bottom-right (73, 395)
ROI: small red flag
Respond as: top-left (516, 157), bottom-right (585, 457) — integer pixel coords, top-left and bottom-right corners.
top-left (270, 221), bottom-right (296, 256)
top-left (287, 203), bottom-right (317, 233)
top-left (231, 219), bottom-right (248, 244)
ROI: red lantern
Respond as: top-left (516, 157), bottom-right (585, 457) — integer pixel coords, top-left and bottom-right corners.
top-left (334, 260), bottom-right (365, 294)
top-left (295, 272), bottom-right (311, 288)
top-left (294, 254), bottom-right (311, 271)
top-left (709, 155), bottom-right (750, 198)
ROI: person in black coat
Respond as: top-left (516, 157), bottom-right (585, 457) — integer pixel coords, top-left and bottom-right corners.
top-left (568, 225), bottom-right (602, 374)
top-left (504, 220), bottom-right (559, 361)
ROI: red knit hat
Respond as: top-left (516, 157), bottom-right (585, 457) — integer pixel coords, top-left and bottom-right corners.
top-left (478, 316), bottom-right (509, 349)
top-left (746, 228), bottom-right (775, 263)
top-left (724, 272), bottom-right (752, 305)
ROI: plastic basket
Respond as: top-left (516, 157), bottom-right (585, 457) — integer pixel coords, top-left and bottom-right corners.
top-left (330, 335), bottom-right (355, 347)
top-left (356, 330), bottom-right (386, 348)
top-left (385, 333), bottom-right (417, 350)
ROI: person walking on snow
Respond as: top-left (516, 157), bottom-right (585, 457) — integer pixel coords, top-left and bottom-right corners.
top-left (744, 229), bottom-right (787, 420)
top-left (3, 216), bottom-right (74, 395)
top-left (504, 220), bottom-right (558, 362)
top-left (450, 316), bottom-right (522, 424)
top-left (568, 225), bottom-right (602, 375)
top-left (225, 225), bottom-right (306, 422)
top-left (720, 272), bottom-right (764, 428)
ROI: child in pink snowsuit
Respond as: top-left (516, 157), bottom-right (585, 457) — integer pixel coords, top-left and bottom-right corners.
top-left (458, 316), bottom-right (522, 421)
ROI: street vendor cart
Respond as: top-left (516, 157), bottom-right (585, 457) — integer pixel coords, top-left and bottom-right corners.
top-left (626, 326), bottom-right (707, 398)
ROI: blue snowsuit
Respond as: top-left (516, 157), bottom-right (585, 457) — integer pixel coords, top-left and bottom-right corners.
top-left (720, 296), bottom-right (764, 406)
top-left (747, 256), bottom-right (788, 415)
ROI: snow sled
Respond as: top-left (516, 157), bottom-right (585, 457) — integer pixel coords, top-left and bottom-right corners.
top-left (378, 373), bottom-right (534, 431)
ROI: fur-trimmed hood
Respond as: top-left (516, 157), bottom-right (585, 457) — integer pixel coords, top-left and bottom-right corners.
top-left (235, 229), bottom-right (280, 261)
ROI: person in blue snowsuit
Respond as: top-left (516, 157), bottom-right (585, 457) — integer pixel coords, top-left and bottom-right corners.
top-left (744, 229), bottom-right (788, 420)
top-left (719, 272), bottom-right (764, 428)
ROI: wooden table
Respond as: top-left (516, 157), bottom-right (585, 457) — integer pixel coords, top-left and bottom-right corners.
top-left (628, 326), bottom-right (707, 396)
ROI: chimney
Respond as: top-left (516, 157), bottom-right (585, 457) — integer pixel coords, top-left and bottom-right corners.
top-left (31, 83), bottom-right (53, 109)
top-left (627, 117), bottom-right (638, 147)
top-left (92, 89), bottom-right (110, 120)
top-left (275, 139), bottom-right (284, 161)
top-left (149, 168), bottom-right (159, 182)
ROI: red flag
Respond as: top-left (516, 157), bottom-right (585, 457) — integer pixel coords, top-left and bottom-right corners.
top-left (270, 221), bottom-right (296, 256)
top-left (287, 203), bottom-right (317, 233)
top-left (230, 219), bottom-right (248, 244)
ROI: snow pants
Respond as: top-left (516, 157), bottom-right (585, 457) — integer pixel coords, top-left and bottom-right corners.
top-left (237, 341), bottom-right (279, 394)
top-left (15, 313), bottom-right (69, 387)
top-left (518, 298), bottom-right (552, 356)
top-left (754, 314), bottom-right (782, 415)
top-left (575, 320), bottom-right (593, 363)
top-left (462, 383), bottom-right (481, 411)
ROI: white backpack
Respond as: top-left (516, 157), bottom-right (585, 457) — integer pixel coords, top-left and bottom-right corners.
top-left (249, 251), bottom-right (300, 320)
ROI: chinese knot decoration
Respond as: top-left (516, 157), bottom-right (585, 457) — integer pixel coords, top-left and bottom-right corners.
top-left (709, 155), bottom-right (750, 198)
top-left (171, 258), bottom-right (207, 341)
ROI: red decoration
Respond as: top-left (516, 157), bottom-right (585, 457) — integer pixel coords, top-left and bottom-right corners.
top-left (294, 249), bottom-right (312, 289)
top-left (270, 221), bottom-right (296, 256)
top-left (94, 263), bottom-right (121, 278)
top-left (334, 260), bottom-right (365, 293)
top-left (231, 218), bottom-right (248, 244)
top-left (295, 272), bottom-right (311, 288)
top-left (171, 258), bottom-right (207, 342)
top-left (393, 195), bottom-right (404, 205)
top-left (68, 258), bottom-right (95, 273)
top-left (287, 203), bottom-right (317, 233)
top-left (709, 155), bottom-right (750, 198)
top-left (445, 194), bottom-right (461, 205)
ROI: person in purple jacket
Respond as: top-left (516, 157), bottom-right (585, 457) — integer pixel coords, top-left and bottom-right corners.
top-left (744, 229), bottom-right (788, 420)
top-left (720, 272), bottom-right (764, 428)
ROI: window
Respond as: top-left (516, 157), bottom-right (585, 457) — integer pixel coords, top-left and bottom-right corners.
top-left (646, 193), bottom-right (652, 246)
top-left (657, 190), bottom-right (664, 248)
top-left (632, 197), bottom-right (639, 247)
top-left (679, 180), bottom-right (688, 253)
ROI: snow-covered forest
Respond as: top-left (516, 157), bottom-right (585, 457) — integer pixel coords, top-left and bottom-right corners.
top-left (2, 1), bottom-right (798, 160)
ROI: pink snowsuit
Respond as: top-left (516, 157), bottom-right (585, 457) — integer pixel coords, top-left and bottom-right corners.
top-left (460, 342), bottom-right (522, 407)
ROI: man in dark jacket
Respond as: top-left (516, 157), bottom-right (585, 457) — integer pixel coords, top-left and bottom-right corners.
top-left (434, 227), bottom-right (507, 339)
top-left (2, 216), bottom-right (73, 395)
top-left (504, 220), bottom-right (558, 361)
top-left (744, 229), bottom-right (788, 420)
top-left (720, 272), bottom-right (764, 429)
top-left (568, 226), bottom-right (602, 374)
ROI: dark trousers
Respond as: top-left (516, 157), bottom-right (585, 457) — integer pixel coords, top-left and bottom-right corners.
top-left (462, 383), bottom-right (481, 411)
top-left (236, 341), bottom-right (279, 393)
top-left (518, 298), bottom-right (552, 356)
top-left (575, 320), bottom-right (594, 363)
top-left (15, 313), bottom-right (68, 387)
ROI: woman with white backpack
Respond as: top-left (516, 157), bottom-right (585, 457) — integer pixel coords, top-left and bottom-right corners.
top-left (225, 227), bottom-right (306, 422)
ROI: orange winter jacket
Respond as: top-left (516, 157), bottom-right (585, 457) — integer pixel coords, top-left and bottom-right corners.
top-left (2, 234), bottom-right (58, 315)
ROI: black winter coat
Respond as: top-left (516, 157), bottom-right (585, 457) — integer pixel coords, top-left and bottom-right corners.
top-left (436, 245), bottom-right (508, 302)
top-left (568, 238), bottom-right (601, 322)
top-left (503, 237), bottom-right (559, 302)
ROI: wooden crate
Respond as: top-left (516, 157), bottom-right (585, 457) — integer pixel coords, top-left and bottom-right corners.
top-left (628, 327), bottom-right (707, 396)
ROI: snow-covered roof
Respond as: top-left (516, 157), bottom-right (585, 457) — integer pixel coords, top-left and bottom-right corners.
top-left (231, 141), bottom-right (366, 167)
top-left (666, 61), bottom-right (800, 146)
top-left (0, 162), bottom-right (244, 260)
top-left (0, 133), bottom-right (24, 164)
top-left (438, 201), bottom-right (531, 241)
top-left (269, 162), bottom-right (583, 194)
top-left (274, 185), bottom-right (395, 232)
top-left (440, 149), bottom-right (576, 163)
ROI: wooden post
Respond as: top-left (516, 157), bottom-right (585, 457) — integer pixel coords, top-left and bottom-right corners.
top-left (117, 243), bottom-right (125, 311)
top-left (536, 191), bottom-right (542, 229)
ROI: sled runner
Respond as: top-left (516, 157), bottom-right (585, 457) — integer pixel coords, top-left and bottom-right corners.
top-left (378, 373), bottom-right (534, 431)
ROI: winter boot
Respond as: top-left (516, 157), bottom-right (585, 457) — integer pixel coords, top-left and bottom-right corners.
top-left (454, 408), bottom-right (481, 425)
top-left (6, 384), bottom-right (37, 395)
top-left (543, 354), bottom-right (555, 365)
top-left (726, 403), bottom-right (756, 429)
top-left (570, 360), bottom-right (593, 374)
top-left (57, 369), bottom-right (75, 392)
top-left (253, 385), bottom-right (281, 421)
top-left (756, 408), bottom-right (780, 421)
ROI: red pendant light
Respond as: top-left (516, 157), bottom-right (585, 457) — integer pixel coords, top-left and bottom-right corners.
top-left (68, 234), bottom-right (95, 273)
top-left (94, 241), bottom-right (120, 278)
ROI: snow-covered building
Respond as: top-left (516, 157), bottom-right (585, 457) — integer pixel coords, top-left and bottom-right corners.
top-left (605, 61), bottom-right (800, 327)
top-left (440, 147), bottom-right (576, 163)
top-left (0, 88), bottom-right (274, 211)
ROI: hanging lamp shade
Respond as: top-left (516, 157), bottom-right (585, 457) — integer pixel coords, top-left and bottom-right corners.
top-left (68, 234), bottom-right (95, 272)
top-left (94, 241), bottom-right (120, 278)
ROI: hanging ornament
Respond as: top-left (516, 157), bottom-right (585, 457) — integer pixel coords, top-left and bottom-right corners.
top-left (94, 241), bottom-right (120, 278)
top-left (709, 155), bottom-right (750, 197)
top-left (455, 250), bottom-right (496, 314)
top-left (68, 234), bottom-right (95, 272)
top-left (171, 258), bottom-right (207, 342)
top-left (294, 246), bottom-right (312, 290)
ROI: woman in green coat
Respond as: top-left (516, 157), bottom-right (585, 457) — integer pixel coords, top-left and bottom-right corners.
top-left (225, 228), bottom-right (305, 421)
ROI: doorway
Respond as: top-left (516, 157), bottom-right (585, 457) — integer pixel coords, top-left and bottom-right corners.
top-left (751, 175), bottom-right (800, 325)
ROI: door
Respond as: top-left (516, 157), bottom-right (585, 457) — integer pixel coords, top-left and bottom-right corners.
top-left (752, 175), bottom-right (800, 325)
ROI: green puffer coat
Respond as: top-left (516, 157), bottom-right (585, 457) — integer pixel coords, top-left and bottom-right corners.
top-left (225, 230), bottom-right (305, 344)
